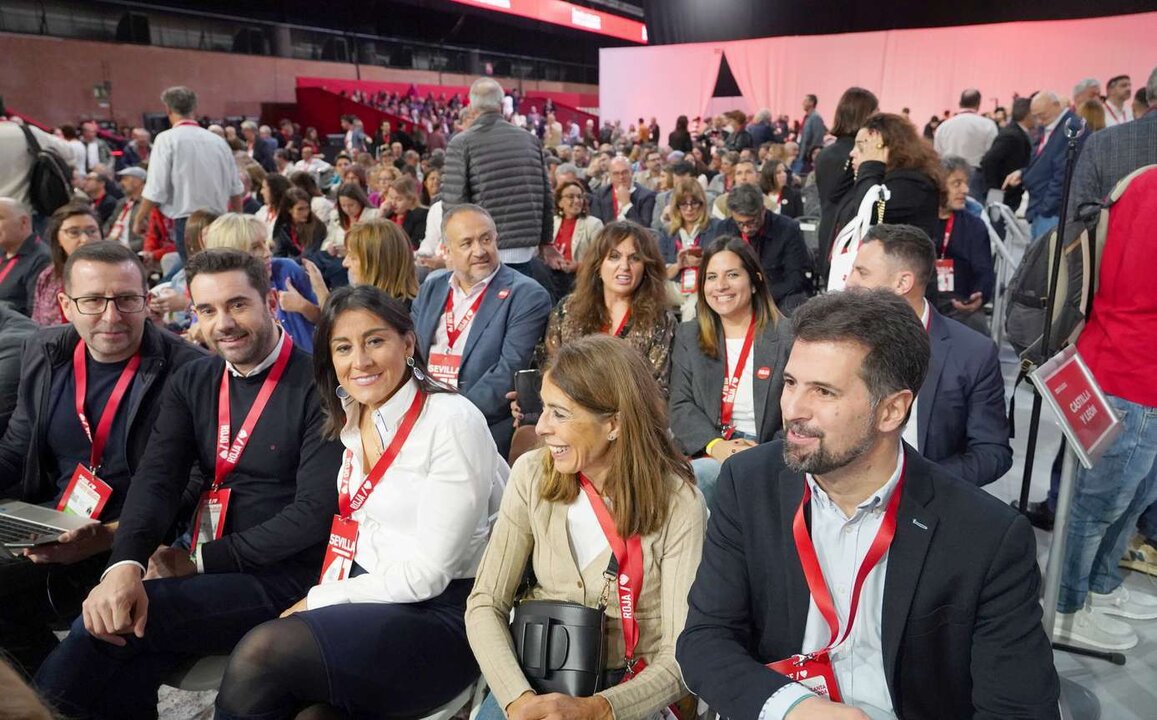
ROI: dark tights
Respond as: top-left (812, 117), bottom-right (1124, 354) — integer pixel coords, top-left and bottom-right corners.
top-left (214, 616), bottom-right (348, 720)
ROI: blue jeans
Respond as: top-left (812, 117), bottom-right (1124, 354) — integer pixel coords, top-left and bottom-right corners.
top-left (475, 690), bottom-right (504, 720)
top-left (1058, 394), bottom-right (1157, 613)
top-left (173, 216), bottom-right (189, 261)
top-left (1140, 501), bottom-right (1157, 542)
top-left (1030, 214), bottom-right (1059, 240)
top-left (34, 570), bottom-right (308, 720)
top-left (690, 431), bottom-right (756, 512)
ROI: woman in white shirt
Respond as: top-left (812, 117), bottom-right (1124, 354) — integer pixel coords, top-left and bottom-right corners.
top-left (667, 236), bottom-right (792, 509)
top-left (324, 183), bottom-right (380, 252)
top-left (214, 285), bottom-right (506, 720)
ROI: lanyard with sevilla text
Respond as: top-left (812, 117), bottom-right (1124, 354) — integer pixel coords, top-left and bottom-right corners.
top-left (719, 315), bottom-right (756, 439)
top-left (578, 475), bottom-right (647, 678)
top-left (321, 390), bottom-right (427, 584)
top-left (55, 342), bottom-right (141, 519)
top-left (767, 456), bottom-right (906, 702)
top-left (190, 334), bottom-right (294, 555)
top-left (443, 285), bottom-right (489, 351)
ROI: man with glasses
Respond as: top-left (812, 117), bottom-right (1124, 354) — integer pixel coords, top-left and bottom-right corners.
top-left (0, 197), bottom-right (51, 317)
top-left (721, 184), bottom-right (813, 311)
top-left (591, 156), bottom-right (656, 226)
top-left (0, 241), bottom-right (204, 677)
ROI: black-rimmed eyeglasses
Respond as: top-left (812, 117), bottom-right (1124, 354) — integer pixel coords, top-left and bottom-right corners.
top-left (65, 294), bottom-right (148, 315)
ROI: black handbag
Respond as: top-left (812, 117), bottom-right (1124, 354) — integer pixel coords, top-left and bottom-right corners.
top-left (510, 555), bottom-right (618, 697)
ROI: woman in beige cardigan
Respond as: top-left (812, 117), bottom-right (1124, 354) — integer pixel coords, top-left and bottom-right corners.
top-left (467, 335), bottom-right (707, 720)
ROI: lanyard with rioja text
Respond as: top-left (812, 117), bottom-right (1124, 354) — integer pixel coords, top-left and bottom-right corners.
top-left (578, 475), bottom-right (647, 678)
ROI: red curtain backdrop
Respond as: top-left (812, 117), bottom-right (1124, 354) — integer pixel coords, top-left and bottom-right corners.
top-left (600, 12), bottom-right (1157, 141)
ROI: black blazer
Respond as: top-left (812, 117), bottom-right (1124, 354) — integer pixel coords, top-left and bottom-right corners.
top-left (590, 184), bottom-right (657, 227)
top-left (981, 124), bottom-right (1031, 209)
top-left (394, 207), bottom-right (429, 249)
top-left (814, 135), bottom-right (855, 275)
top-left (833, 160), bottom-right (941, 246)
top-left (668, 319), bottom-right (792, 455)
top-left (719, 212), bottom-right (811, 311)
top-left (918, 307), bottom-right (1011, 487)
top-left (677, 442), bottom-right (1060, 720)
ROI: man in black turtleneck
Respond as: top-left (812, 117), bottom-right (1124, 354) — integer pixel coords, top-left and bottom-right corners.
top-left (35, 249), bottom-right (342, 717)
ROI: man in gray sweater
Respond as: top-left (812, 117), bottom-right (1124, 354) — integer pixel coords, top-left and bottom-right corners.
top-left (443, 78), bottom-right (556, 288)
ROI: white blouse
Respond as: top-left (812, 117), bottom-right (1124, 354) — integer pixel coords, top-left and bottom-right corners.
top-left (306, 378), bottom-right (509, 609)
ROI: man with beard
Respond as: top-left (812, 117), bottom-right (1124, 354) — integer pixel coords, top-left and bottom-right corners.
top-left (35, 249), bottom-right (342, 716)
top-left (677, 289), bottom-right (1058, 720)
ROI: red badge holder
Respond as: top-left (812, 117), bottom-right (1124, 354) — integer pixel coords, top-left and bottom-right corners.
top-left (57, 465), bottom-right (113, 520)
top-left (767, 652), bottom-right (842, 701)
top-left (190, 488), bottom-right (231, 555)
top-left (680, 267), bottom-right (698, 294)
top-left (935, 258), bottom-right (955, 293)
top-left (427, 352), bottom-right (463, 388)
top-left (320, 515), bottom-right (360, 584)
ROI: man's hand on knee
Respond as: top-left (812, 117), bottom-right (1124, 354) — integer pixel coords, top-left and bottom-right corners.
top-left (82, 564), bottom-right (149, 646)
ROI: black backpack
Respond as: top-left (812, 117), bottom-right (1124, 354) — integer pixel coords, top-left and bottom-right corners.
top-left (18, 122), bottom-right (73, 216)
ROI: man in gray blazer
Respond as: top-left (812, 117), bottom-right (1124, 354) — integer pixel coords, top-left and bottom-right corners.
top-left (412, 205), bottom-right (551, 458)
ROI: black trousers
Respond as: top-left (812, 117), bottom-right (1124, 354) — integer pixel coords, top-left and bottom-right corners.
top-left (0, 552), bottom-right (108, 679)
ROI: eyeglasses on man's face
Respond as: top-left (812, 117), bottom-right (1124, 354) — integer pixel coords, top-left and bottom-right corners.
top-left (733, 216), bottom-right (762, 232)
top-left (66, 294), bottom-right (148, 315)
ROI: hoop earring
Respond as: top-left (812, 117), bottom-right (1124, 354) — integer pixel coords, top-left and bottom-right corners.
top-left (406, 356), bottom-right (416, 368)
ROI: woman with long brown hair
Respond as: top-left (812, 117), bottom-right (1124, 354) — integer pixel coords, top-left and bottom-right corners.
top-left (668, 236), bottom-right (791, 508)
top-left (815, 87), bottom-right (879, 272)
top-left (467, 335), bottom-right (705, 720)
top-left (834, 112), bottom-right (943, 244)
top-left (546, 221), bottom-right (677, 391)
top-left (31, 203), bottom-right (102, 326)
top-left (322, 218), bottom-right (419, 310)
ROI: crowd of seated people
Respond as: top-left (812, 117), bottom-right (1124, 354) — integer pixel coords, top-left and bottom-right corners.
top-left (1, 66), bottom-right (1156, 718)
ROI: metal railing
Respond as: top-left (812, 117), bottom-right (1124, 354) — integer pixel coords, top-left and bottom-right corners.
top-left (0, 0), bottom-right (600, 84)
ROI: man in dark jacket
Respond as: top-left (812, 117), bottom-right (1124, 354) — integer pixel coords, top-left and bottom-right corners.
top-left (0, 305), bottom-right (35, 437)
top-left (34, 249), bottom-right (342, 715)
top-left (590, 156), bottom-right (657, 228)
top-left (720, 185), bottom-right (812, 312)
top-left (0, 242), bottom-right (205, 677)
top-left (980, 96), bottom-right (1033, 210)
top-left (1003, 91), bottom-right (1086, 238)
top-left (442, 77), bottom-right (555, 285)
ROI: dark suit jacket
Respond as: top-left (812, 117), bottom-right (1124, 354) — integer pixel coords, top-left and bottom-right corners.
top-left (396, 207), bottom-right (429, 249)
top-left (980, 123), bottom-right (1031, 209)
top-left (1022, 110), bottom-right (1086, 222)
top-left (676, 441), bottom-right (1059, 720)
top-left (918, 308), bottom-right (1011, 487)
top-left (590, 184), bottom-right (657, 227)
top-left (834, 161), bottom-right (941, 245)
top-left (1070, 109), bottom-right (1157, 217)
top-left (251, 138), bottom-right (277, 172)
top-left (720, 211), bottom-right (811, 311)
top-left (412, 265), bottom-right (551, 457)
top-left (669, 319), bottom-right (791, 455)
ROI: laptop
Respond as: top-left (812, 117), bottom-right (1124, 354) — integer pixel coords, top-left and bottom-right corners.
top-left (0, 500), bottom-right (96, 549)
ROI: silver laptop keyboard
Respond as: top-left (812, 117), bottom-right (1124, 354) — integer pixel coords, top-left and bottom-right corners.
top-left (0, 514), bottom-right (60, 545)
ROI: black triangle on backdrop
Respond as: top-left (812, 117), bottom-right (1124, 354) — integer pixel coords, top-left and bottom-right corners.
top-left (712, 53), bottom-right (742, 97)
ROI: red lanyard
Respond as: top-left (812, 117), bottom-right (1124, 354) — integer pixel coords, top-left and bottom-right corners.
top-left (338, 390), bottom-right (426, 518)
top-left (392, 212), bottom-right (406, 227)
top-left (940, 213), bottom-right (955, 258)
top-left (612, 190), bottom-right (620, 217)
top-left (606, 309), bottom-right (631, 338)
top-left (174, 120), bottom-right (199, 128)
top-left (73, 341), bottom-right (141, 471)
top-left (793, 457), bottom-right (905, 652)
top-left (214, 334), bottom-right (294, 489)
top-left (443, 285), bottom-right (489, 350)
top-left (0, 255), bottom-right (18, 286)
top-left (579, 475), bottom-right (645, 668)
top-left (289, 226), bottom-right (302, 252)
top-left (1105, 103), bottom-right (1124, 124)
top-left (719, 315), bottom-right (756, 436)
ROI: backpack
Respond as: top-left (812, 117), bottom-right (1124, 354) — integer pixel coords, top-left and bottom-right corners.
top-left (1003, 164), bottom-right (1157, 368)
top-left (18, 122), bottom-right (73, 216)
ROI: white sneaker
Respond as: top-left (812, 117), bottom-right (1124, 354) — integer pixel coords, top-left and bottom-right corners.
top-left (1053, 607), bottom-right (1138, 651)
top-left (1090, 585), bottom-right (1157, 620)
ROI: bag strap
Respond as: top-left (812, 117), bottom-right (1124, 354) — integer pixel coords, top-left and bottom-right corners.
top-left (17, 122), bottom-right (42, 157)
top-left (516, 552), bottom-right (619, 611)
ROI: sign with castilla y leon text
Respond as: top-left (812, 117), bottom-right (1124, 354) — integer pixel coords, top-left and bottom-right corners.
top-left (1030, 345), bottom-right (1122, 469)
top-left (446, 0), bottom-right (648, 44)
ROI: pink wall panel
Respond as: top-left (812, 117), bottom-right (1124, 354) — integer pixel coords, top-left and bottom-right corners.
top-left (600, 12), bottom-right (1157, 145)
